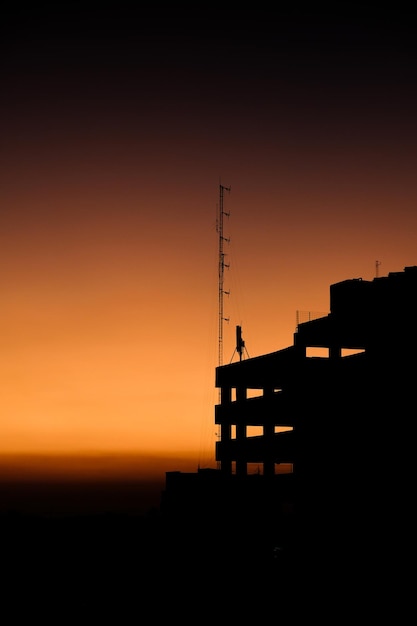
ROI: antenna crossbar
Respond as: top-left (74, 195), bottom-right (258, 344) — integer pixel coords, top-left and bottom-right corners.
top-left (217, 184), bottom-right (231, 368)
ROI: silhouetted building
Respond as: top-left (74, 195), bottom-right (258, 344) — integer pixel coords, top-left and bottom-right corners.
top-left (162, 266), bottom-right (417, 560)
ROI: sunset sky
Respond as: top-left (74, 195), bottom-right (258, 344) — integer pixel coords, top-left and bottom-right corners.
top-left (1, 5), bottom-right (417, 481)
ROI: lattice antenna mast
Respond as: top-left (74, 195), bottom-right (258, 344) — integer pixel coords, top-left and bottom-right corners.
top-left (216, 183), bottom-right (231, 367)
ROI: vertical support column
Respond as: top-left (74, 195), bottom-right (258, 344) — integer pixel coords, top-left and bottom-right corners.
top-left (235, 386), bottom-right (247, 476)
top-left (220, 386), bottom-right (232, 476)
top-left (293, 337), bottom-right (306, 358)
top-left (263, 387), bottom-right (275, 477)
top-left (329, 345), bottom-right (341, 359)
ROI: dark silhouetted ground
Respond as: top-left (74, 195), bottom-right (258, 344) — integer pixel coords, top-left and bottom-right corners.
top-left (1, 480), bottom-right (412, 620)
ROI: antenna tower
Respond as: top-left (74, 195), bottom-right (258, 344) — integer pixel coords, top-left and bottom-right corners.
top-left (216, 183), bottom-right (231, 368)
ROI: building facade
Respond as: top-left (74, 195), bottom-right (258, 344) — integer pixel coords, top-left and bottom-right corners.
top-left (163, 266), bottom-right (416, 559)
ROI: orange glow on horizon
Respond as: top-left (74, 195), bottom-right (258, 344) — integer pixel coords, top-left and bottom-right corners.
top-left (0, 451), bottom-right (202, 483)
